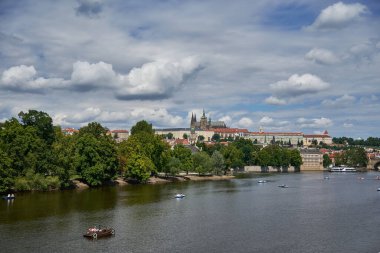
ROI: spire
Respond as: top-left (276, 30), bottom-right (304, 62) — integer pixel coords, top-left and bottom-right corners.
top-left (202, 109), bottom-right (205, 117)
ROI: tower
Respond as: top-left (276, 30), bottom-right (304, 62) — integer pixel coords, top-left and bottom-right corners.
top-left (200, 109), bottom-right (207, 130)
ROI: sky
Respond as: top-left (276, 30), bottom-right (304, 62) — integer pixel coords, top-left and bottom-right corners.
top-left (0, 0), bottom-right (379, 138)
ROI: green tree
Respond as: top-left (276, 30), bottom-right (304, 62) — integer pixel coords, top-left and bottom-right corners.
top-left (130, 120), bottom-right (154, 135)
top-left (346, 147), bottom-right (368, 167)
top-left (78, 122), bottom-right (108, 138)
top-left (183, 133), bottom-right (188, 139)
top-left (288, 149), bottom-right (302, 172)
top-left (221, 145), bottom-right (244, 171)
top-left (212, 133), bottom-right (221, 142)
top-left (323, 154), bottom-right (332, 168)
top-left (198, 135), bottom-right (205, 141)
top-left (192, 152), bottom-right (212, 175)
top-left (211, 150), bottom-right (225, 175)
top-left (18, 110), bottom-right (56, 145)
top-left (0, 149), bottom-right (14, 193)
top-left (173, 144), bottom-right (193, 174)
top-left (74, 124), bottom-right (118, 186)
top-left (166, 157), bottom-right (181, 176)
top-left (167, 132), bottom-right (174, 139)
top-left (125, 153), bottom-right (154, 182)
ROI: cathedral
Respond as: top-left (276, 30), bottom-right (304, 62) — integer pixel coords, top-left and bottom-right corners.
top-left (190, 110), bottom-right (227, 130)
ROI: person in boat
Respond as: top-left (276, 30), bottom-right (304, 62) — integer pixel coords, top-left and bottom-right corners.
top-left (7, 194), bottom-right (11, 198)
top-left (11, 194), bottom-right (14, 198)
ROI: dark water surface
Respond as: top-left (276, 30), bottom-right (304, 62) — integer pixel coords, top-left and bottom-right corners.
top-left (1, 172), bottom-right (380, 253)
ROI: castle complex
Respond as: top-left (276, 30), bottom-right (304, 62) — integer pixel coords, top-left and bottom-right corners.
top-left (190, 109), bottom-right (226, 130)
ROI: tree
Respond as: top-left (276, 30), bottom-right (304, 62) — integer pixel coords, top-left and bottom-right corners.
top-left (167, 132), bottom-right (174, 139)
top-left (166, 157), bottom-right (181, 176)
top-left (0, 149), bottom-right (14, 193)
top-left (173, 144), bottom-right (193, 174)
top-left (130, 120), bottom-right (154, 135)
top-left (212, 133), bottom-right (221, 142)
top-left (183, 133), bottom-right (188, 139)
top-left (345, 147), bottom-right (368, 167)
top-left (18, 110), bottom-right (56, 145)
top-left (289, 149), bottom-right (302, 172)
top-left (78, 122), bottom-right (108, 138)
top-left (221, 145), bottom-right (243, 171)
top-left (74, 125), bottom-right (118, 186)
top-left (192, 152), bottom-right (212, 175)
top-left (211, 150), bottom-right (225, 175)
top-left (198, 135), bottom-right (205, 142)
top-left (125, 153), bottom-right (154, 182)
top-left (232, 138), bottom-right (258, 166)
top-left (323, 154), bottom-right (332, 168)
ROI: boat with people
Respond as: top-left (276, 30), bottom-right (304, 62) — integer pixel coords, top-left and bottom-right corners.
top-left (329, 166), bottom-right (357, 172)
top-left (83, 225), bottom-right (115, 239)
top-left (2, 194), bottom-right (15, 200)
top-left (278, 184), bottom-right (288, 188)
top-left (175, 193), bottom-right (186, 198)
top-left (257, 180), bottom-right (267, 183)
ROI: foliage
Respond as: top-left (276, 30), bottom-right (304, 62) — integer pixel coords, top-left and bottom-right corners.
top-left (211, 150), bottom-right (225, 175)
top-left (130, 120), bottom-right (154, 135)
top-left (78, 122), bottom-right (108, 138)
top-left (166, 157), bottom-right (182, 176)
top-left (221, 144), bottom-right (244, 170)
top-left (173, 144), bottom-right (193, 174)
top-left (333, 136), bottom-right (380, 147)
top-left (323, 154), bottom-right (332, 168)
top-left (211, 133), bottom-right (221, 142)
top-left (18, 110), bottom-right (56, 145)
top-left (192, 152), bottom-right (212, 175)
top-left (0, 149), bottom-right (14, 193)
top-left (125, 153), bottom-right (154, 182)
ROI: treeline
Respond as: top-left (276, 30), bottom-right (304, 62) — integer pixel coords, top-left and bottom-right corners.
top-left (333, 137), bottom-right (380, 147)
top-left (0, 110), bottom-right (303, 193)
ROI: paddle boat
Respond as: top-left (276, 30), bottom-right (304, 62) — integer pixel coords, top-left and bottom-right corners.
top-left (278, 184), bottom-right (288, 188)
top-left (83, 225), bottom-right (115, 239)
top-left (175, 193), bottom-right (186, 198)
top-left (257, 180), bottom-right (267, 183)
top-left (2, 194), bottom-right (15, 200)
top-left (377, 188), bottom-right (380, 192)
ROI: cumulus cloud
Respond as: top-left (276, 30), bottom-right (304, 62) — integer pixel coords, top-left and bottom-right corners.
top-left (237, 117), bottom-right (254, 128)
top-left (1, 57), bottom-right (201, 100)
top-left (265, 74), bottom-right (329, 104)
top-left (71, 61), bottom-right (117, 91)
top-left (116, 57), bottom-right (201, 100)
top-left (322, 94), bottom-right (356, 107)
top-left (307, 2), bottom-right (368, 31)
top-left (75, 0), bottom-right (104, 18)
top-left (259, 116), bottom-right (274, 125)
top-left (218, 116), bottom-right (232, 126)
top-left (297, 117), bottom-right (333, 128)
top-left (305, 48), bottom-right (340, 65)
top-left (264, 96), bottom-right (287, 105)
top-left (0, 65), bottom-right (66, 92)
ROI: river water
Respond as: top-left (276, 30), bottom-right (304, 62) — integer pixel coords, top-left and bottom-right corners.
top-left (1, 172), bottom-right (380, 253)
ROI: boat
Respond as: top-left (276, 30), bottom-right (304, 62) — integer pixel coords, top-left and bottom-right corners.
top-left (257, 180), bottom-right (267, 183)
top-left (377, 188), bottom-right (380, 192)
top-left (278, 184), bottom-right (288, 188)
top-left (329, 166), bottom-right (356, 172)
top-left (83, 225), bottom-right (115, 239)
top-left (175, 193), bottom-right (186, 198)
top-left (2, 195), bottom-right (15, 200)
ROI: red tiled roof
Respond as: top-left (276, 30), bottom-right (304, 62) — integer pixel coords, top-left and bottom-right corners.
top-left (62, 128), bottom-right (78, 133)
top-left (111, 129), bottom-right (129, 133)
top-left (213, 128), bottom-right (249, 133)
top-left (174, 139), bottom-right (190, 145)
top-left (249, 132), bottom-right (303, 136)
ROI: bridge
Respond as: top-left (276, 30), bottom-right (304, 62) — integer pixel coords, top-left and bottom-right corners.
top-left (368, 157), bottom-right (380, 171)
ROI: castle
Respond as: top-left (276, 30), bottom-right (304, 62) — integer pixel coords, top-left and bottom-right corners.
top-left (190, 109), bottom-right (227, 130)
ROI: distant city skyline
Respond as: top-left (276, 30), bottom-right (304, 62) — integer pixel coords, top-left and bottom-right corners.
top-left (0, 0), bottom-right (379, 138)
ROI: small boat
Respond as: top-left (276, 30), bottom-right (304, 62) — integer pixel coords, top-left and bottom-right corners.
top-left (175, 193), bottom-right (186, 198)
top-left (278, 184), bottom-right (288, 188)
top-left (377, 188), bottom-right (380, 192)
top-left (257, 180), bottom-right (267, 183)
top-left (2, 195), bottom-right (15, 200)
top-left (329, 167), bottom-right (356, 172)
top-left (83, 225), bottom-right (115, 239)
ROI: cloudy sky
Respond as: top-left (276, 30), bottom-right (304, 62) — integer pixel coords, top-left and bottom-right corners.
top-left (0, 0), bottom-right (379, 138)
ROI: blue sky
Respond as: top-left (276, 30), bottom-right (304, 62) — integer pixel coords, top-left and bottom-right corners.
top-left (0, 0), bottom-right (379, 138)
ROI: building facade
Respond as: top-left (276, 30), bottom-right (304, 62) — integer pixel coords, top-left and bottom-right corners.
top-left (303, 130), bottom-right (332, 146)
top-left (300, 149), bottom-right (324, 171)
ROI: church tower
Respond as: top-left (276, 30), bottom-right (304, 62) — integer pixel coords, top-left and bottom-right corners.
top-left (200, 109), bottom-right (208, 130)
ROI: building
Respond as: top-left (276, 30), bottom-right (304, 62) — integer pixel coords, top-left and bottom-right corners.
top-left (214, 128), bottom-right (249, 140)
top-left (110, 129), bottom-right (129, 142)
top-left (303, 130), bottom-right (332, 146)
top-left (245, 128), bottom-right (303, 146)
top-left (190, 109), bottom-right (226, 130)
top-left (300, 149), bottom-right (324, 171)
top-left (62, 128), bottom-right (79, 135)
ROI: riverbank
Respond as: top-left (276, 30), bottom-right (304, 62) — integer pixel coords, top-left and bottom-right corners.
top-left (73, 175), bottom-right (235, 189)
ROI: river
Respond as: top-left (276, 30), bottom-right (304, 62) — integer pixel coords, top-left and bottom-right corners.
top-left (1, 172), bottom-right (380, 253)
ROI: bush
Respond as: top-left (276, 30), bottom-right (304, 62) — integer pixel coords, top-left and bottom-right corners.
top-left (14, 177), bottom-right (31, 191)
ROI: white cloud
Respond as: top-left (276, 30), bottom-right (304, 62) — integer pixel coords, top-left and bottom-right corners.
top-left (259, 116), bottom-right (274, 125)
top-left (116, 56), bottom-right (201, 99)
top-left (343, 123), bottom-right (353, 128)
top-left (71, 61), bottom-right (117, 90)
top-left (218, 116), bottom-right (232, 126)
top-left (264, 96), bottom-right (287, 105)
top-left (322, 94), bottom-right (356, 107)
top-left (305, 48), bottom-right (340, 65)
top-left (269, 73), bottom-right (329, 98)
top-left (297, 117), bottom-right (333, 128)
top-left (237, 117), bottom-right (254, 128)
top-left (0, 65), bottom-right (65, 92)
top-left (307, 2), bottom-right (368, 31)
